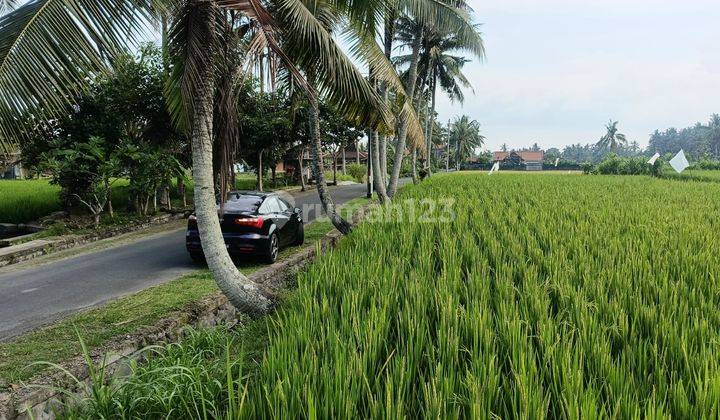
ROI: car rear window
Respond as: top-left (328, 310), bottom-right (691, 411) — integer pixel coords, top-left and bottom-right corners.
top-left (224, 195), bottom-right (263, 212)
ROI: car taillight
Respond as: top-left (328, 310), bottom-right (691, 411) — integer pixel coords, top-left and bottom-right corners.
top-left (234, 217), bottom-right (263, 228)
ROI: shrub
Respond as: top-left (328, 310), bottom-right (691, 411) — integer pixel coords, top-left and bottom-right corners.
top-left (346, 164), bottom-right (367, 183)
top-left (580, 162), bottom-right (594, 174)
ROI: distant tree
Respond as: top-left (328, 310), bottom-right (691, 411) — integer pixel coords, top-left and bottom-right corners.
top-left (501, 143), bottom-right (508, 152)
top-left (597, 120), bottom-right (627, 151)
top-left (449, 115), bottom-right (485, 170)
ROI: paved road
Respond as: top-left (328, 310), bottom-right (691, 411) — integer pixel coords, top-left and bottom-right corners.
top-left (0, 183), bottom-right (374, 341)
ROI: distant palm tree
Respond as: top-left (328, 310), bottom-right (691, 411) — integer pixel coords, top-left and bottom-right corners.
top-left (597, 120), bottom-right (628, 150)
top-left (449, 115), bottom-right (484, 170)
top-left (394, 20), bottom-right (483, 177)
top-left (501, 143), bottom-right (508, 152)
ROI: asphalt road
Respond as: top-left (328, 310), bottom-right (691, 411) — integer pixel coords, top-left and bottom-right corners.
top-left (0, 183), bottom-right (374, 341)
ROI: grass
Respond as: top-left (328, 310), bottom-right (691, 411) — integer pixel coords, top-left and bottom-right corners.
top-left (0, 197), bottom-right (370, 384)
top-left (57, 173), bottom-right (720, 418)
top-left (0, 179), bottom-right (62, 224)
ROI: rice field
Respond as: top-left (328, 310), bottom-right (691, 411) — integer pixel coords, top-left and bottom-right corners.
top-left (0, 179), bottom-right (62, 224)
top-left (64, 173), bottom-right (720, 418)
top-left (662, 169), bottom-right (720, 184)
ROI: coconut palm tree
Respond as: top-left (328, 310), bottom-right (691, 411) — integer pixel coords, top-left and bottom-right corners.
top-left (0, 0), bottom-right (476, 314)
top-left (449, 115), bottom-right (484, 170)
top-left (411, 23), bottom-right (480, 175)
top-left (596, 120), bottom-right (627, 151)
top-left (386, 4), bottom-right (483, 197)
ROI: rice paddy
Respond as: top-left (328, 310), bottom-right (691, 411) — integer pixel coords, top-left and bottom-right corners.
top-left (662, 169), bottom-right (720, 184)
top-left (0, 179), bottom-right (62, 224)
top-left (63, 173), bottom-right (720, 418)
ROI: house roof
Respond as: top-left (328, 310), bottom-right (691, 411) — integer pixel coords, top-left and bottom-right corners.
top-left (493, 150), bottom-right (545, 162)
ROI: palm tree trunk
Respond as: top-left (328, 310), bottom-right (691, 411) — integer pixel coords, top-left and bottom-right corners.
top-left (342, 147), bottom-right (346, 174)
top-left (387, 28), bottom-right (423, 197)
top-left (298, 148), bottom-right (306, 192)
top-left (427, 72), bottom-right (437, 176)
top-left (379, 11), bottom-right (393, 191)
top-left (190, 1), bottom-right (272, 315)
top-left (308, 94), bottom-right (352, 235)
top-left (412, 147), bottom-right (418, 184)
top-left (257, 149), bottom-right (264, 192)
top-left (371, 130), bottom-right (389, 203)
top-left (333, 152), bottom-right (338, 185)
top-left (380, 135), bottom-right (388, 186)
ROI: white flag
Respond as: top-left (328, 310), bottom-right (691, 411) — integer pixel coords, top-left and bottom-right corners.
top-left (669, 150), bottom-right (690, 173)
top-left (488, 162), bottom-right (500, 175)
top-left (554, 158), bottom-right (560, 167)
top-left (647, 153), bottom-right (660, 165)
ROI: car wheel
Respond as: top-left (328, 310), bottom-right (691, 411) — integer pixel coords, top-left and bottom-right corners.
top-left (293, 223), bottom-right (305, 246)
top-left (264, 232), bottom-right (279, 264)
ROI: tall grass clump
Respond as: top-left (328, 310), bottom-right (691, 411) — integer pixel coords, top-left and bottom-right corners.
top-left (62, 173), bottom-right (720, 418)
top-left (0, 179), bottom-right (62, 224)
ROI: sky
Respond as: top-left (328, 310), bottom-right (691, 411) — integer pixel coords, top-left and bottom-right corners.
top-left (437, 0), bottom-right (720, 151)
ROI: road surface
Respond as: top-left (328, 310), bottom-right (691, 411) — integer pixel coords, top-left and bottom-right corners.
top-left (0, 183), bottom-right (375, 341)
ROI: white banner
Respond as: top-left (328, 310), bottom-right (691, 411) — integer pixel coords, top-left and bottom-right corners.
top-left (669, 150), bottom-right (690, 173)
top-left (554, 158), bottom-right (560, 167)
top-left (488, 162), bottom-right (500, 175)
top-left (647, 153), bottom-right (660, 165)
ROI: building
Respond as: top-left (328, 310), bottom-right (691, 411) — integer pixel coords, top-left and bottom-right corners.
top-left (1, 152), bottom-right (24, 179)
top-left (492, 150), bottom-right (545, 171)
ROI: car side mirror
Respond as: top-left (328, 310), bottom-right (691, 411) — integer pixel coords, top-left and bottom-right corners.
top-left (293, 207), bottom-right (302, 215)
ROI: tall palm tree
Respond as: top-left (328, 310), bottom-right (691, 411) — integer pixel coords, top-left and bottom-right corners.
top-left (392, 15), bottom-right (483, 180)
top-left (0, 0), bottom-right (473, 314)
top-left (386, 4), bottom-right (483, 197)
top-left (449, 115), bottom-right (484, 170)
top-left (596, 120), bottom-right (627, 151)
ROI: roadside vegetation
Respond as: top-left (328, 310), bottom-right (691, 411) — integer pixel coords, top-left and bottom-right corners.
top-left (0, 197), bottom-right (369, 384)
top-left (53, 173), bottom-right (720, 418)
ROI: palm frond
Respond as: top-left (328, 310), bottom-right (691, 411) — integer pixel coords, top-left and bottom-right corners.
top-left (270, 0), bottom-right (396, 132)
top-left (165, 0), bottom-right (220, 134)
top-left (399, 0), bottom-right (485, 60)
top-left (0, 0), bottom-right (159, 153)
top-left (341, 22), bottom-right (425, 147)
top-left (0, 0), bottom-right (20, 15)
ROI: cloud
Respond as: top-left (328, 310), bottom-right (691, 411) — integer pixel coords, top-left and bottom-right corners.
top-left (435, 0), bottom-right (720, 151)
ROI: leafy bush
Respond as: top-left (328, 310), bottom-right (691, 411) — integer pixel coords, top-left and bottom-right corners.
top-left (693, 159), bottom-right (720, 170)
top-left (580, 162), bottom-right (594, 174)
top-left (346, 164), bottom-right (367, 183)
top-left (596, 153), bottom-right (622, 174)
top-left (595, 153), bottom-right (650, 175)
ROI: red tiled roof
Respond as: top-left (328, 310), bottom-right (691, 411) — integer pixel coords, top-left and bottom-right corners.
top-left (493, 150), bottom-right (545, 163)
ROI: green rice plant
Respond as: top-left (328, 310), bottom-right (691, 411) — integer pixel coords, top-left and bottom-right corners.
top-left (60, 173), bottom-right (720, 418)
top-left (0, 179), bottom-right (62, 224)
top-left (661, 169), bottom-right (720, 184)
